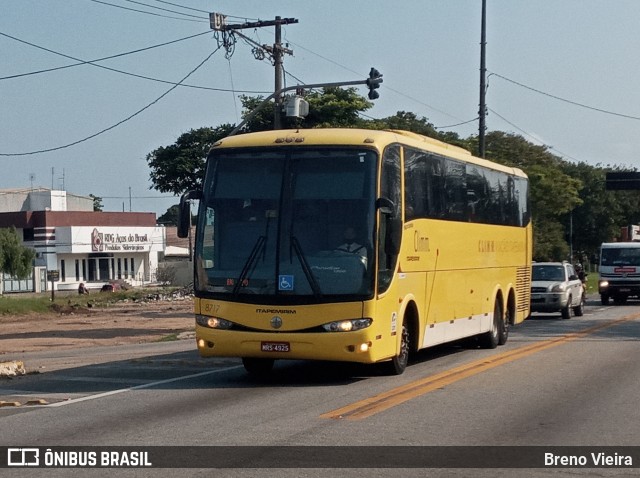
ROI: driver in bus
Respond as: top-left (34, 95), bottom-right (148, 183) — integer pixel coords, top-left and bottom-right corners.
top-left (335, 226), bottom-right (368, 267)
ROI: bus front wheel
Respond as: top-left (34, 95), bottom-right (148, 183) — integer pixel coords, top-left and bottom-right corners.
top-left (383, 317), bottom-right (410, 375)
top-left (242, 357), bottom-right (275, 376)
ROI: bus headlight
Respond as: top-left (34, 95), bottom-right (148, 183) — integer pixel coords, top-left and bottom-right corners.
top-left (322, 318), bottom-right (372, 332)
top-left (196, 315), bottom-right (233, 330)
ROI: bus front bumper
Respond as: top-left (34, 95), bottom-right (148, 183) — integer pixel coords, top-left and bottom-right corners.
top-left (195, 324), bottom-right (388, 364)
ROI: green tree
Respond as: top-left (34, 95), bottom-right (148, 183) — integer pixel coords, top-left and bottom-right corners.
top-left (558, 162), bottom-right (622, 264)
top-left (0, 227), bottom-right (35, 280)
top-left (157, 205), bottom-right (180, 226)
top-left (376, 111), bottom-right (439, 136)
top-left (89, 194), bottom-right (103, 212)
top-left (303, 87), bottom-right (372, 127)
top-left (236, 94), bottom-right (273, 133)
top-left (238, 87), bottom-right (374, 132)
top-left (481, 132), bottom-right (583, 261)
top-left (604, 165), bottom-right (640, 236)
top-left (371, 111), bottom-right (468, 147)
top-left (146, 124), bottom-right (234, 195)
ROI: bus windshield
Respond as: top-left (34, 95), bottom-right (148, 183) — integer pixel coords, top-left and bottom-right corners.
top-left (194, 147), bottom-right (377, 304)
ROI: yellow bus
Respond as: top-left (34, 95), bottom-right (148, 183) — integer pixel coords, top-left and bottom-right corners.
top-left (178, 128), bottom-right (532, 375)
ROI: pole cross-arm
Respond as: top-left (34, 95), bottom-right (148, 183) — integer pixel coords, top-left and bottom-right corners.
top-left (228, 77), bottom-right (378, 136)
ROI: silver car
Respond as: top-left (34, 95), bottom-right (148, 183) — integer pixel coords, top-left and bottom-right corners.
top-left (530, 262), bottom-right (585, 319)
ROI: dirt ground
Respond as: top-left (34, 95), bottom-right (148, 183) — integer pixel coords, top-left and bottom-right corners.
top-left (0, 298), bottom-right (195, 356)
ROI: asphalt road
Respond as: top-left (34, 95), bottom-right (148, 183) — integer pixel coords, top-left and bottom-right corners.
top-left (1, 299), bottom-right (640, 478)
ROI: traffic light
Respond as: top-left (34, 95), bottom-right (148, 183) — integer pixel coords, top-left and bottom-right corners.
top-left (366, 67), bottom-right (383, 100)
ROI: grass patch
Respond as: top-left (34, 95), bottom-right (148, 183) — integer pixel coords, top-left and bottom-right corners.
top-left (0, 295), bottom-right (52, 315)
top-left (156, 334), bottom-right (179, 342)
top-left (0, 287), bottom-right (184, 316)
top-left (585, 272), bottom-right (598, 296)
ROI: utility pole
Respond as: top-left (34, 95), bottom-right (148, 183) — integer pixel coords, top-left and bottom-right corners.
top-left (478, 0), bottom-right (487, 158)
top-left (210, 13), bottom-right (298, 129)
top-left (273, 16), bottom-right (286, 129)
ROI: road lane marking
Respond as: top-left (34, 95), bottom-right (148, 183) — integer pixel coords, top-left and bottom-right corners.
top-left (321, 314), bottom-right (640, 421)
top-left (45, 365), bottom-right (243, 407)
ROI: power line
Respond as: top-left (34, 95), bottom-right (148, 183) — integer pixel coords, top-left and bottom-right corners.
top-left (489, 71), bottom-right (640, 121)
top-left (0, 31), bottom-right (269, 94)
top-left (120, 0), bottom-right (206, 19)
top-left (148, 0), bottom-right (211, 14)
top-left (286, 38), bottom-right (466, 124)
top-left (488, 108), bottom-right (544, 143)
top-left (0, 46), bottom-right (223, 157)
top-left (150, 0), bottom-right (260, 20)
top-left (488, 108), bottom-right (582, 163)
top-left (88, 0), bottom-right (207, 22)
top-left (89, 0), bottom-right (259, 23)
top-left (435, 117), bottom-right (479, 130)
top-left (0, 30), bottom-right (207, 79)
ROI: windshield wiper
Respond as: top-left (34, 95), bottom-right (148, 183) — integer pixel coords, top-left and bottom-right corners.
top-left (233, 235), bottom-right (266, 296)
top-left (291, 235), bottom-right (322, 298)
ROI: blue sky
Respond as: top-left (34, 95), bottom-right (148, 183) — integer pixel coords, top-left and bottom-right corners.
top-left (2, 1), bottom-right (639, 216)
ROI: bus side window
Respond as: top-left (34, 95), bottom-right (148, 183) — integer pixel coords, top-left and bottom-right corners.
top-left (378, 145), bottom-right (402, 294)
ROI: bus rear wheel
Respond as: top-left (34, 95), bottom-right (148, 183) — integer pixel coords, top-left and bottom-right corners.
top-left (480, 300), bottom-right (501, 349)
top-left (498, 302), bottom-right (510, 345)
top-left (242, 358), bottom-right (275, 376)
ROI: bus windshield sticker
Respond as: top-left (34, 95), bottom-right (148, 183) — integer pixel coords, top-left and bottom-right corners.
top-left (279, 275), bottom-right (295, 291)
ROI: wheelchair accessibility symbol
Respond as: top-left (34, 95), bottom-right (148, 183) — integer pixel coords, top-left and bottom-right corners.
top-left (278, 275), bottom-right (294, 291)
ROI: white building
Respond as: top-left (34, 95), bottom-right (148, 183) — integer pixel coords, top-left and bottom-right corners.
top-left (0, 188), bottom-right (166, 292)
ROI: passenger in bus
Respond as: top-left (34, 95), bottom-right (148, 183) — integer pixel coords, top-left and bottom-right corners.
top-left (240, 199), bottom-right (261, 222)
top-left (335, 227), bottom-right (368, 267)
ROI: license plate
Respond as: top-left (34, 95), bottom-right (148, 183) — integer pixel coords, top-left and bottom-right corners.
top-left (261, 341), bottom-right (290, 352)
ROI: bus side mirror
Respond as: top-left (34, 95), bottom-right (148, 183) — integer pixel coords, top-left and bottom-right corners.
top-left (177, 190), bottom-right (202, 238)
top-left (376, 197), bottom-right (401, 256)
top-left (376, 197), bottom-right (395, 215)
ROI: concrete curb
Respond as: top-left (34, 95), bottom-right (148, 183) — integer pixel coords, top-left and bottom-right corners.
top-left (0, 361), bottom-right (26, 378)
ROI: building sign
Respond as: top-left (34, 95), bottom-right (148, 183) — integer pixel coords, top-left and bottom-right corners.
top-left (46, 270), bottom-right (59, 282)
top-left (91, 228), bottom-right (150, 252)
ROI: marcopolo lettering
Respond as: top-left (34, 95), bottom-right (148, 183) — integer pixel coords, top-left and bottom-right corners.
top-left (478, 239), bottom-right (495, 252)
top-left (256, 308), bottom-right (296, 314)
